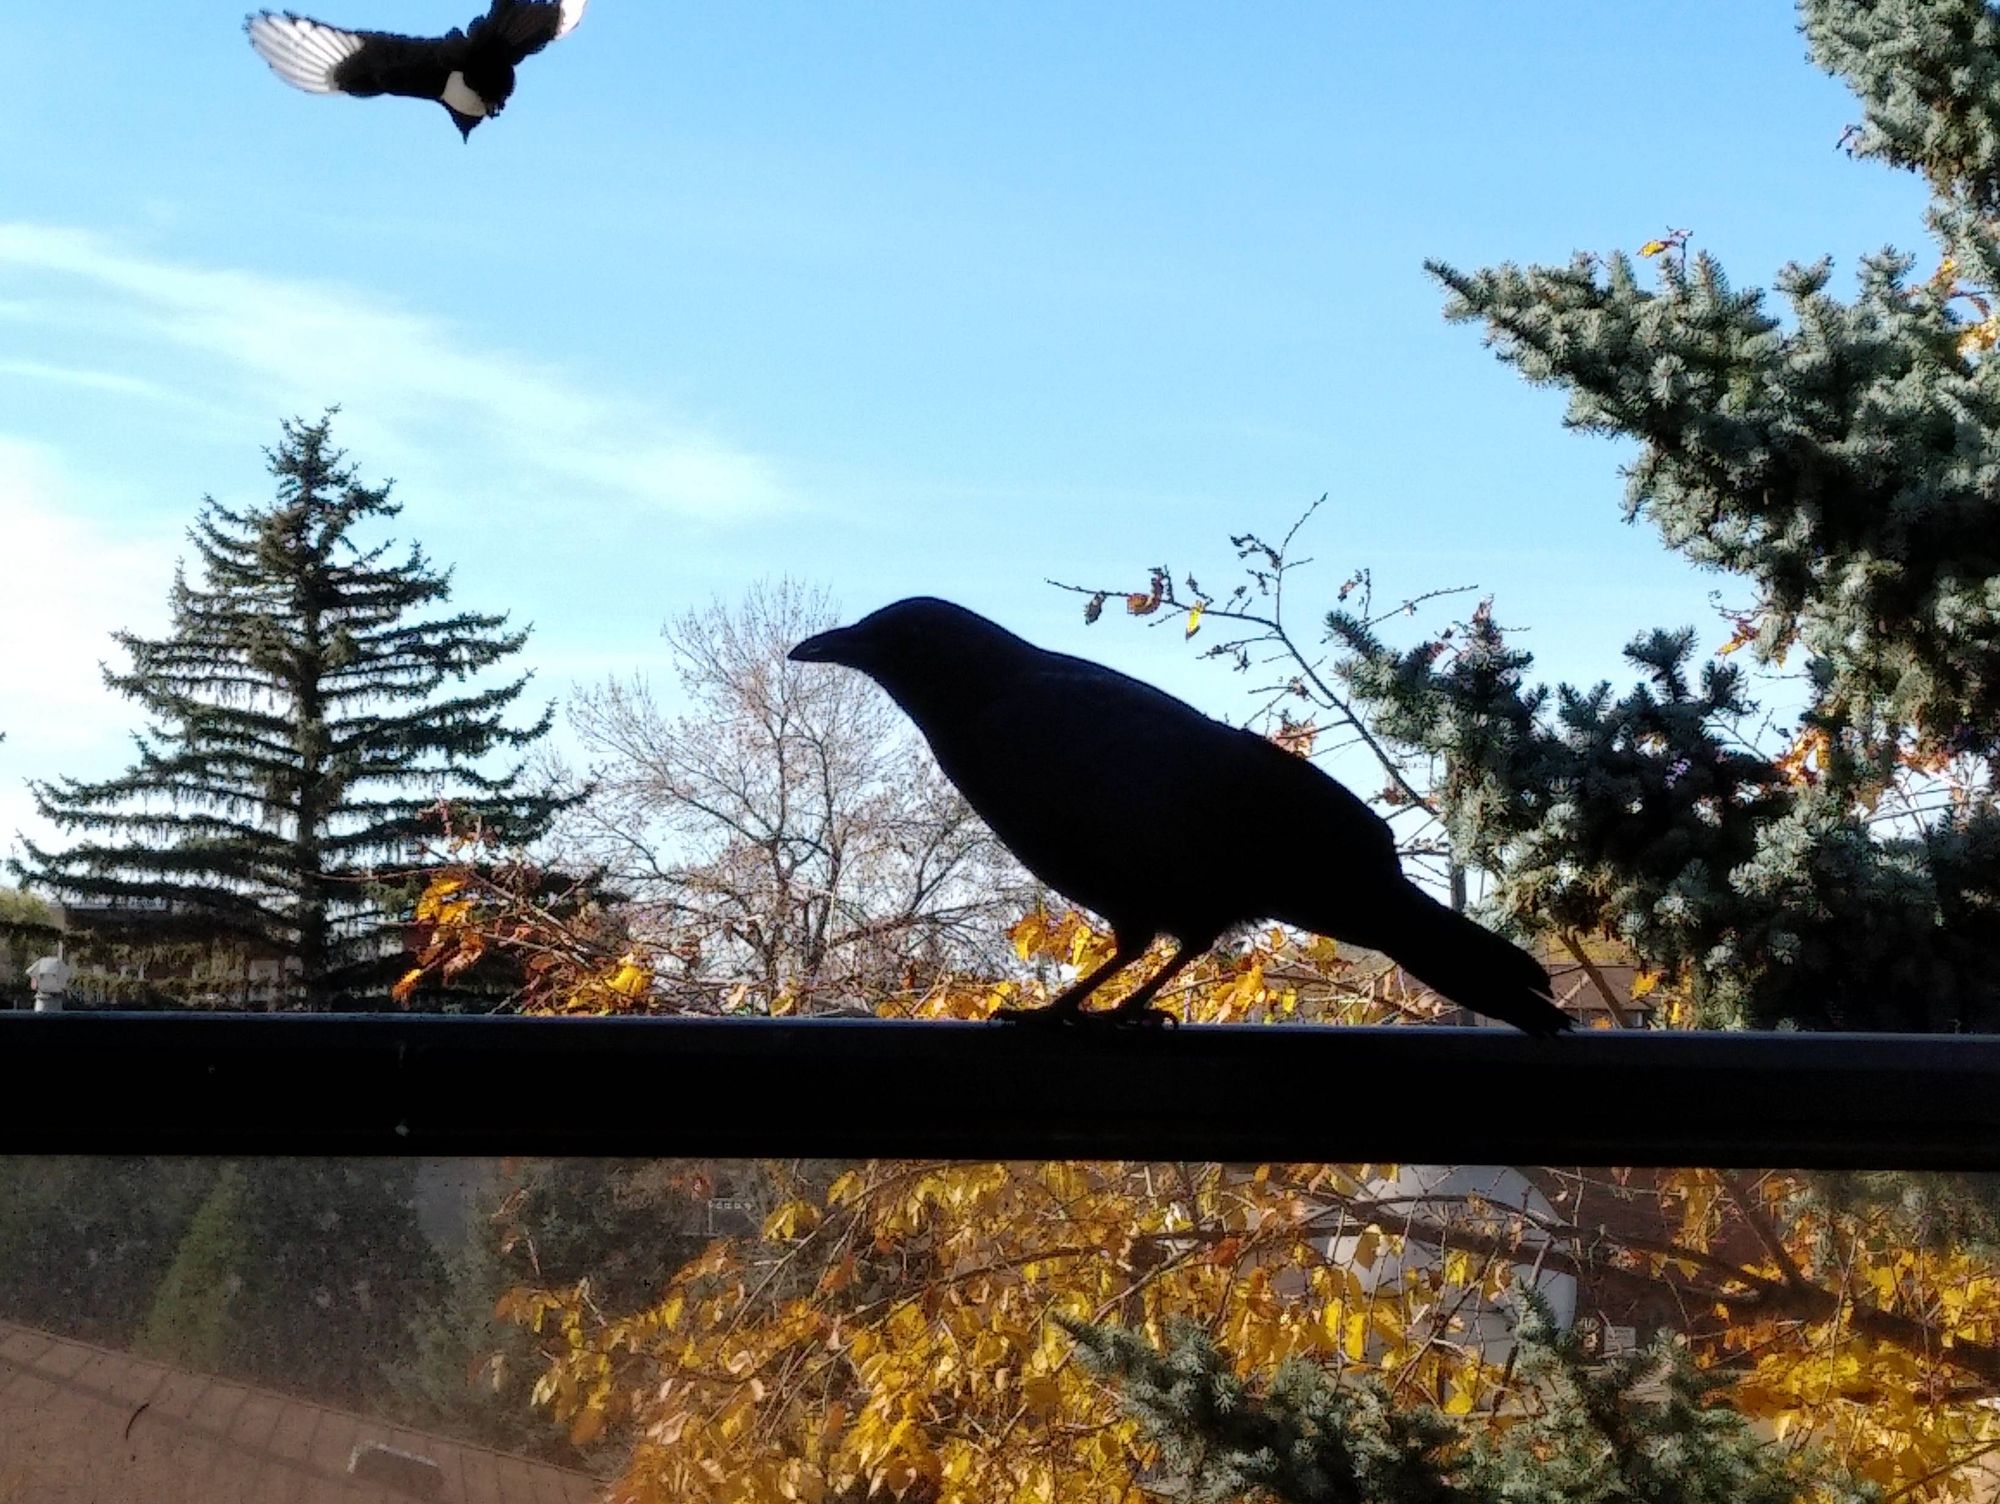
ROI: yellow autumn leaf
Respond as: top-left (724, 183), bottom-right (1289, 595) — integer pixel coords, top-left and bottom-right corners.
top-left (1020, 1375), bottom-right (1063, 1413)
top-left (605, 955), bottom-right (652, 997)
top-left (1342, 1310), bottom-right (1369, 1361)
top-left (1007, 908), bottom-right (1051, 960)
top-left (569, 1402), bottom-right (607, 1447)
top-left (1639, 239), bottom-right (1670, 257)
top-left (827, 1170), bottom-right (865, 1206)
top-left (1185, 603), bottom-right (1204, 638)
top-left (1717, 613), bottom-right (1760, 656)
top-left (764, 1200), bottom-right (823, 1240)
top-left (413, 874), bottom-right (469, 923)
top-left (1349, 1226), bottom-right (1382, 1270)
top-left (1959, 318), bottom-right (2000, 356)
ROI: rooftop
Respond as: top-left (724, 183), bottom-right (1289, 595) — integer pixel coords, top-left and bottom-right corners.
top-left (0, 1318), bottom-right (603, 1504)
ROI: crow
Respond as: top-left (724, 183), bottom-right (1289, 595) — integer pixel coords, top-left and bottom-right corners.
top-left (245, 0), bottom-right (588, 140)
top-left (789, 597), bottom-right (1570, 1034)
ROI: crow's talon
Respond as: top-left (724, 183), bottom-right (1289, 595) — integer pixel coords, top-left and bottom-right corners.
top-left (1115, 1006), bottom-right (1178, 1028)
top-left (993, 1001), bottom-right (1178, 1027)
top-left (993, 1003), bottom-right (1078, 1025)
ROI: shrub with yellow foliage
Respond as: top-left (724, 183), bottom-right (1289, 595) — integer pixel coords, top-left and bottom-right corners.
top-left (399, 865), bottom-right (2000, 1502)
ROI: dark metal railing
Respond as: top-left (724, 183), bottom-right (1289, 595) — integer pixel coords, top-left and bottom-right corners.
top-left (3, 1013), bottom-right (1997, 1167)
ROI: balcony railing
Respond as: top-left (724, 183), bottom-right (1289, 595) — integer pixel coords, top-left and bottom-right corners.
top-left (3, 1012), bottom-right (1996, 1166)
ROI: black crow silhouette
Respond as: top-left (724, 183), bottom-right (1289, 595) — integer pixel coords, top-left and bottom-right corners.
top-left (790, 597), bottom-right (1570, 1034)
top-left (245, 0), bottom-right (587, 140)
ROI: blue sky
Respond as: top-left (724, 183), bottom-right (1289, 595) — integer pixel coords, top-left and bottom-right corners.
top-left (0, 3), bottom-right (1934, 856)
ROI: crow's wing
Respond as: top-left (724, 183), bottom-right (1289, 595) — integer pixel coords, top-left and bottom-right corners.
top-left (908, 654), bottom-right (1288, 929)
top-left (473, 0), bottom-right (587, 59)
top-left (245, 13), bottom-right (462, 100)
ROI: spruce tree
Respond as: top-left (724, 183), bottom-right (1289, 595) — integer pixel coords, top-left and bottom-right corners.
top-left (1063, 1316), bottom-right (1462, 1504)
top-left (1296, 0), bottom-right (2000, 1029)
top-left (12, 413), bottom-right (568, 1009)
top-left (138, 1158), bottom-right (447, 1408)
top-left (1066, 1298), bottom-right (1868, 1504)
top-left (0, 1156), bottom-right (218, 1345)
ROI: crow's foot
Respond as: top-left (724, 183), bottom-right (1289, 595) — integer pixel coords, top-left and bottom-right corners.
top-left (1105, 1003), bottom-right (1178, 1028)
top-left (993, 1001), bottom-right (1081, 1025)
top-left (992, 1001), bottom-right (1176, 1027)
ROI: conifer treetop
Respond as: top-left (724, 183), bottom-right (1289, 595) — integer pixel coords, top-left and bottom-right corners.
top-left (12, 412), bottom-right (569, 1007)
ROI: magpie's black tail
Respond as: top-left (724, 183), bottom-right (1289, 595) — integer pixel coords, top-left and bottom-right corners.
top-left (1353, 883), bottom-right (1571, 1036)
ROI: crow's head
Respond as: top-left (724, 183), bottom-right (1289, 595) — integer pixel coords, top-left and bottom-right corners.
top-left (789, 597), bottom-right (1024, 706)
top-left (789, 597), bottom-right (966, 671)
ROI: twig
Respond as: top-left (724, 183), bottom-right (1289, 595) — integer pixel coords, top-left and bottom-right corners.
top-left (1557, 932), bottom-right (1636, 1029)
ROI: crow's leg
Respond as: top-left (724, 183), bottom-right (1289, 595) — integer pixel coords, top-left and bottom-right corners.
top-left (1100, 939), bottom-right (1210, 1026)
top-left (995, 934), bottom-right (1151, 1024)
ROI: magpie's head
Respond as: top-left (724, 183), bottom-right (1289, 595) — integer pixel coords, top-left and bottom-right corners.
top-left (440, 66), bottom-right (498, 138)
top-left (464, 58), bottom-right (519, 111)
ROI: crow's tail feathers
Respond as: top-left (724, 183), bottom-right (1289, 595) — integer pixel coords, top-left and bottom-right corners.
top-left (1372, 886), bottom-right (1571, 1037)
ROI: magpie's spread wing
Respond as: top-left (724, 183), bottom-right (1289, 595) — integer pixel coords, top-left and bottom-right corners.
top-left (245, 12), bottom-right (461, 101)
top-left (472, 0), bottom-right (588, 60)
top-left (245, 13), bottom-right (366, 94)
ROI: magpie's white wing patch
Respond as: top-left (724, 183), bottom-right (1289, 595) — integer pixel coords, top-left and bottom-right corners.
top-left (245, 12), bottom-right (367, 94)
top-left (556, 0), bottom-right (588, 39)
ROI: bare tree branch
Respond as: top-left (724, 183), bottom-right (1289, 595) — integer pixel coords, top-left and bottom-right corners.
top-left (548, 580), bottom-right (1036, 1013)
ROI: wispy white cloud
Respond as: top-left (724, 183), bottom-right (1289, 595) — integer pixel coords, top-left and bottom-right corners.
top-left (0, 222), bottom-right (812, 860)
top-left (0, 357), bottom-right (209, 409)
top-left (0, 437), bottom-right (177, 858)
top-left (0, 222), bottom-right (794, 521)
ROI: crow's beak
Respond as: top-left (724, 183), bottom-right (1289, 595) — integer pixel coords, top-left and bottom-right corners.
top-left (787, 626), bottom-right (856, 665)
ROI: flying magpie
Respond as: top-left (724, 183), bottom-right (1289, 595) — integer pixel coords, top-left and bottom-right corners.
top-left (246, 0), bottom-right (588, 140)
